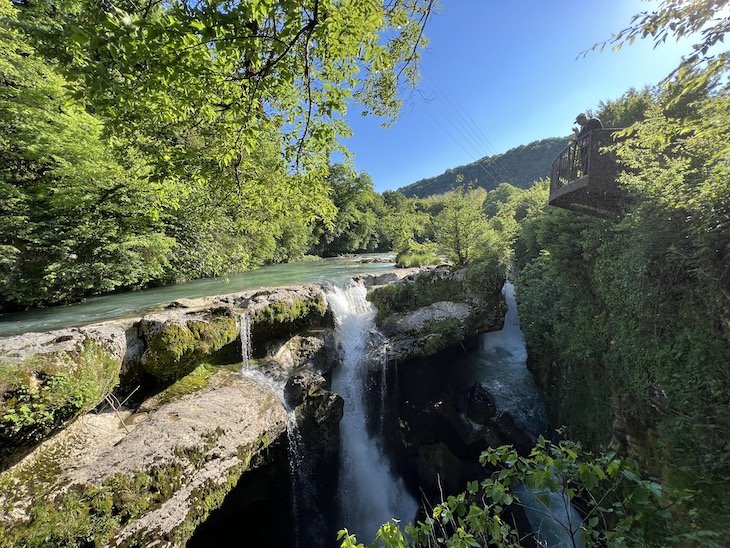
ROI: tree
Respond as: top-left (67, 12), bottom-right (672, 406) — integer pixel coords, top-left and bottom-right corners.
top-left (433, 188), bottom-right (490, 267)
top-left (24, 0), bottom-right (437, 184)
top-left (0, 0), bottom-right (174, 308)
top-left (311, 165), bottom-right (385, 256)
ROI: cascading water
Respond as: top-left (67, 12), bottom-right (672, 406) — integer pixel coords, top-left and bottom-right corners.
top-left (236, 314), bottom-right (310, 548)
top-left (325, 283), bottom-right (418, 542)
top-left (478, 283), bottom-right (584, 547)
top-left (238, 312), bottom-right (252, 369)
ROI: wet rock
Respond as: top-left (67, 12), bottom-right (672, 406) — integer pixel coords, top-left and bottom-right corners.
top-left (494, 412), bottom-right (535, 456)
top-left (466, 383), bottom-right (497, 424)
top-left (272, 330), bottom-right (337, 375)
top-left (418, 443), bottom-right (466, 496)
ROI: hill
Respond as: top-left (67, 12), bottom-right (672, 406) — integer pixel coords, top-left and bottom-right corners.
top-left (397, 137), bottom-right (569, 197)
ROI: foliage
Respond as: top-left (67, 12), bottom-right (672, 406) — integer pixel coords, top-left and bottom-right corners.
top-left (0, 341), bottom-right (121, 470)
top-left (595, 87), bottom-right (655, 128)
top-left (395, 251), bottom-right (441, 268)
top-left (27, 0), bottom-right (436, 180)
top-left (585, 0), bottom-right (729, 80)
top-left (0, 0), bottom-right (174, 309)
top-left (311, 165), bottom-right (387, 256)
top-left (341, 439), bottom-right (704, 547)
top-left (482, 181), bottom-right (549, 270)
top-left (1, 0), bottom-right (437, 307)
top-left (433, 188), bottom-right (490, 267)
top-left (398, 137), bottom-right (569, 198)
top-left (379, 191), bottom-right (433, 255)
top-left (514, 67), bottom-right (730, 536)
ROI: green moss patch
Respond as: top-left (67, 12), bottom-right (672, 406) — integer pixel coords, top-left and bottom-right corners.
top-left (0, 463), bottom-right (185, 547)
top-left (167, 434), bottom-right (273, 545)
top-left (149, 363), bottom-right (217, 408)
top-left (422, 317), bottom-right (465, 355)
top-left (0, 341), bottom-right (121, 471)
top-left (141, 312), bottom-right (238, 381)
top-left (0, 428), bottom-right (274, 547)
top-left (250, 295), bottom-right (328, 356)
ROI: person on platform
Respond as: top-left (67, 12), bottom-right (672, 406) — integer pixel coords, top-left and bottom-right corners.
top-left (572, 113), bottom-right (603, 175)
top-left (573, 113), bottom-right (603, 137)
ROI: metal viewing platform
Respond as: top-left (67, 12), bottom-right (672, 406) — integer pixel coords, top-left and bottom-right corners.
top-left (549, 129), bottom-right (626, 216)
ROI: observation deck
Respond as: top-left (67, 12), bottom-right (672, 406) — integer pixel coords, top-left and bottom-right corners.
top-left (549, 129), bottom-right (626, 216)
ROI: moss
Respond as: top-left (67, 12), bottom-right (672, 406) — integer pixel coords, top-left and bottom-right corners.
top-left (422, 317), bottom-right (465, 355)
top-left (0, 461), bottom-right (185, 547)
top-left (250, 295), bottom-right (328, 356)
top-left (154, 363), bottom-right (216, 407)
top-left (0, 340), bottom-right (121, 471)
top-left (144, 433), bottom-right (274, 546)
top-left (0, 423), bottom-right (264, 547)
top-left (368, 269), bottom-right (465, 323)
top-left (142, 313), bottom-right (238, 381)
top-left (251, 295), bottom-right (327, 326)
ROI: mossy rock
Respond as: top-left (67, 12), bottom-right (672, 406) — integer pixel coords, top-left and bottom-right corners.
top-left (250, 295), bottom-right (328, 356)
top-left (0, 340), bottom-right (121, 471)
top-left (140, 311), bottom-right (238, 381)
top-left (422, 317), bottom-right (465, 355)
top-left (368, 267), bottom-right (465, 323)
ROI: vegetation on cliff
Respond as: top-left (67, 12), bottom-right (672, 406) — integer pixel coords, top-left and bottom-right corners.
top-left (511, 12), bottom-right (729, 540)
top-left (0, 341), bottom-right (121, 470)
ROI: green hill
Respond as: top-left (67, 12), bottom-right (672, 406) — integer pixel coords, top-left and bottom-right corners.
top-left (397, 137), bottom-right (569, 197)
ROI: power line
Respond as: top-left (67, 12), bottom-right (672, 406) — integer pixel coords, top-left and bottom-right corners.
top-left (421, 69), bottom-right (520, 185)
top-left (419, 82), bottom-right (504, 186)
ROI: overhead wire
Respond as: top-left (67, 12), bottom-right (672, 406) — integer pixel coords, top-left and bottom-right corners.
top-left (420, 68), bottom-right (520, 185)
top-left (419, 78), bottom-right (503, 185)
top-left (426, 72), bottom-right (520, 183)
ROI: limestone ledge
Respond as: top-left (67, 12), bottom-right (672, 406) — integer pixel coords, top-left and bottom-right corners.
top-left (368, 266), bottom-right (506, 363)
top-left (0, 369), bottom-right (287, 547)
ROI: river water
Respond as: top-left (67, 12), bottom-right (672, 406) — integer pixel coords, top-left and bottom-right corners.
top-left (0, 254), bottom-right (396, 337)
top-left (465, 283), bottom-right (583, 547)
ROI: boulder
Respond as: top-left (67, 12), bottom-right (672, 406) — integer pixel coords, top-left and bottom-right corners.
top-left (417, 443), bottom-right (472, 497)
top-left (379, 301), bottom-right (471, 363)
top-left (138, 307), bottom-right (239, 381)
top-left (466, 383), bottom-right (498, 424)
top-left (368, 265), bottom-right (506, 363)
top-left (0, 369), bottom-right (288, 547)
top-left (0, 336), bottom-right (122, 471)
top-left (494, 412), bottom-right (536, 456)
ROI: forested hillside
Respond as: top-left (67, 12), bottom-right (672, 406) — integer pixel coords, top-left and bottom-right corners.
top-left (397, 137), bottom-right (568, 197)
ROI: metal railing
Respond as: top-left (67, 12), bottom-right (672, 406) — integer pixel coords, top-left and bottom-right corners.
top-left (550, 129), bottom-right (619, 197)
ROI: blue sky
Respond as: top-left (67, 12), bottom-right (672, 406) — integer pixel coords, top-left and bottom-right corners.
top-left (343, 0), bottom-right (697, 193)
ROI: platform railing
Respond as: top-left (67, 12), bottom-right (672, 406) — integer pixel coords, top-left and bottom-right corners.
top-left (549, 129), bottom-right (620, 197)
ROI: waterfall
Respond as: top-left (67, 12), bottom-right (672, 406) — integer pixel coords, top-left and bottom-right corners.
top-left (239, 312), bottom-right (252, 369)
top-left (237, 313), bottom-right (309, 548)
top-left (325, 282), bottom-right (418, 542)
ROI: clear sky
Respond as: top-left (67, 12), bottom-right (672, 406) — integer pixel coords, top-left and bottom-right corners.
top-left (343, 0), bottom-right (697, 193)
